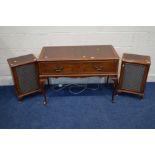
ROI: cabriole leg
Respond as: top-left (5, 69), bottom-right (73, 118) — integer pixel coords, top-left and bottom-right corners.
top-left (40, 78), bottom-right (48, 105)
top-left (112, 78), bottom-right (118, 103)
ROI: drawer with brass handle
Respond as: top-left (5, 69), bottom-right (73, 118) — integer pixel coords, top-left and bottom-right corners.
top-left (39, 61), bottom-right (118, 76)
top-left (93, 66), bottom-right (105, 71)
top-left (53, 66), bottom-right (64, 72)
top-left (39, 62), bottom-right (78, 75)
top-left (80, 61), bottom-right (118, 74)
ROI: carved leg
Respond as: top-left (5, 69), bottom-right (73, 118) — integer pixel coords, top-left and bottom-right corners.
top-left (47, 78), bottom-right (50, 86)
top-left (43, 92), bottom-right (47, 105)
top-left (106, 76), bottom-right (109, 84)
top-left (40, 78), bottom-right (48, 105)
top-left (112, 78), bottom-right (118, 103)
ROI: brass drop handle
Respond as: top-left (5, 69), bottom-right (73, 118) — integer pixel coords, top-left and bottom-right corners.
top-left (53, 66), bottom-right (64, 72)
top-left (94, 66), bottom-right (104, 71)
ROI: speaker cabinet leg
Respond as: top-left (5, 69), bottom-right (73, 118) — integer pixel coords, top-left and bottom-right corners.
top-left (139, 95), bottom-right (144, 100)
top-left (18, 96), bottom-right (23, 103)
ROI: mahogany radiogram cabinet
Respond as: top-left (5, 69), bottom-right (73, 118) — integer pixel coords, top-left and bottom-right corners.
top-left (37, 45), bottom-right (120, 104)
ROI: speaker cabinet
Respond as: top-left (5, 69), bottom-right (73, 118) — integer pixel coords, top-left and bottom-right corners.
top-left (118, 53), bottom-right (151, 99)
top-left (7, 54), bottom-right (41, 100)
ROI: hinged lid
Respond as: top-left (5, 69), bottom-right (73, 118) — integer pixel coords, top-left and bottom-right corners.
top-left (38, 45), bottom-right (119, 61)
top-left (122, 53), bottom-right (151, 65)
top-left (7, 54), bottom-right (37, 67)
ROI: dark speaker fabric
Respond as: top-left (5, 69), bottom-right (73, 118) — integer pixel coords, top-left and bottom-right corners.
top-left (16, 63), bottom-right (39, 94)
top-left (122, 63), bottom-right (145, 92)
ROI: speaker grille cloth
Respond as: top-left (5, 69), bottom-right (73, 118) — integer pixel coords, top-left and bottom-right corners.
top-left (122, 63), bottom-right (145, 92)
top-left (16, 63), bottom-right (39, 94)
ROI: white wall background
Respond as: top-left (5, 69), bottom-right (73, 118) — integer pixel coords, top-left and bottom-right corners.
top-left (0, 26), bottom-right (155, 85)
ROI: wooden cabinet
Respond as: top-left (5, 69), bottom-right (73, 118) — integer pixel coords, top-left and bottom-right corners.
top-left (38, 45), bottom-right (120, 104)
top-left (7, 54), bottom-right (41, 100)
top-left (117, 53), bottom-right (151, 99)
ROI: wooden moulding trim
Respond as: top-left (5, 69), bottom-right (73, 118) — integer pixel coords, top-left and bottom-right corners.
top-left (117, 89), bottom-right (144, 96)
top-left (18, 89), bottom-right (42, 98)
top-left (39, 74), bottom-right (118, 78)
top-left (37, 58), bottom-right (120, 62)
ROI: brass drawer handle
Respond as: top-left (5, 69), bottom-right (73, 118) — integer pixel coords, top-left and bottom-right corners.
top-left (53, 66), bottom-right (64, 72)
top-left (94, 66), bottom-right (104, 71)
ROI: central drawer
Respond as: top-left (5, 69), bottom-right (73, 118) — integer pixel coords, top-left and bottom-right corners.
top-left (39, 61), bottom-right (118, 75)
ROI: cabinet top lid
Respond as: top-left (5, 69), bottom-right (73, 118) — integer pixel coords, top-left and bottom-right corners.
top-left (38, 45), bottom-right (119, 61)
top-left (7, 54), bottom-right (37, 67)
top-left (122, 53), bottom-right (151, 64)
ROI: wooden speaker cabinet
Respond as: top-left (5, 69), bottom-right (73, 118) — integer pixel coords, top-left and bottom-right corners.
top-left (117, 53), bottom-right (151, 99)
top-left (7, 54), bottom-right (41, 100)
